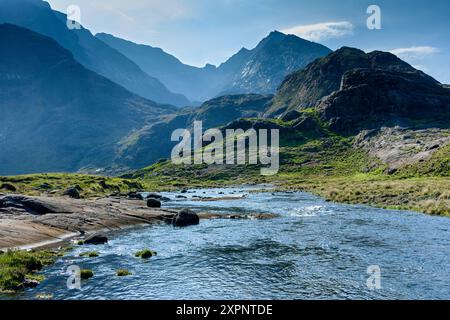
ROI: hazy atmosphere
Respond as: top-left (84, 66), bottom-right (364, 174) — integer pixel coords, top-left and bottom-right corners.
top-left (47, 0), bottom-right (450, 83)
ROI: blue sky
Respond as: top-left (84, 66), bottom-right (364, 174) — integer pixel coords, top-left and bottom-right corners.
top-left (47, 0), bottom-right (450, 83)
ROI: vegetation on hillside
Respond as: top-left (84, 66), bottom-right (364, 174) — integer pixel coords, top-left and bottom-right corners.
top-left (0, 174), bottom-right (144, 198)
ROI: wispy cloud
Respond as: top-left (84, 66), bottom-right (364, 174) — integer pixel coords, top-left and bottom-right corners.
top-left (281, 21), bottom-right (354, 42)
top-left (390, 46), bottom-right (439, 61)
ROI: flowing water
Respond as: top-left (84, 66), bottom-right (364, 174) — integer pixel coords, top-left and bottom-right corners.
top-left (7, 187), bottom-right (450, 300)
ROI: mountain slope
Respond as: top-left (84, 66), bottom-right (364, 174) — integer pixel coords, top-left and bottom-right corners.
top-left (0, 0), bottom-right (189, 106)
top-left (96, 33), bottom-right (219, 103)
top-left (267, 47), bottom-right (439, 116)
top-left (113, 95), bottom-right (273, 170)
top-left (317, 67), bottom-right (450, 134)
top-left (115, 47), bottom-right (450, 173)
top-left (266, 47), bottom-right (450, 131)
top-left (0, 23), bottom-right (173, 175)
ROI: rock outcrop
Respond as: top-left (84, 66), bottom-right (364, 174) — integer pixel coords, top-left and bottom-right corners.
top-left (0, 195), bottom-right (177, 249)
top-left (267, 47), bottom-right (441, 117)
top-left (353, 127), bottom-right (450, 171)
top-left (318, 68), bottom-right (450, 134)
top-left (266, 47), bottom-right (450, 134)
top-left (84, 234), bottom-right (108, 245)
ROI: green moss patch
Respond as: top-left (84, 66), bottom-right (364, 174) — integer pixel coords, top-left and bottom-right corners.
top-left (135, 249), bottom-right (157, 259)
top-left (79, 251), bottom-right (99, 258)
top-left (117, 269), bottom-right (132, 277)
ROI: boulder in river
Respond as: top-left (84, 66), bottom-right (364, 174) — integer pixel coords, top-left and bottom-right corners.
top-left (84, 234), bottom-right (108, 245)
top-left (146, 198), bottom-right (161, 208)
top-left (172, 209), bottom-right (200, 227)
top-left (63, 188), bottom-right (80, 199)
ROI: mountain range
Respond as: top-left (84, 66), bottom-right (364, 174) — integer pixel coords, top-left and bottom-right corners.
top-left (1, 0), bottom-right (449, 176)
top-left (0, 0), bottom-right (189, 106)
top-left (97, 31), bottom-right (332, 103)
top-left (0, 0), bottom-right (332, 106)
top-left (115, 48), bottom-right (450, 173)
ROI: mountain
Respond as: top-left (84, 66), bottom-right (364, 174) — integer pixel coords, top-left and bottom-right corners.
top-left (217, 31), bottom-right (332, 96)
top-left (115, 47), bottom-right (450, 172)
top-left (0, 0), bottom-right (189, 106)
top-left (267, 47), bottom-right (440, 116)
top-left (317, 66), bottom-right (450, 134)
top-left (0, 23), bottom-right (174, 175)
top-left (96, 33), bottom-right (220, 103)
top-left (113, 95), bottom-right (273, 170)
top-left (96, 31), bottom-right (331, 103)
top-left (266, 47), bottom-right (450, 133)
top-left (132, 48), bottom-right (450, 203)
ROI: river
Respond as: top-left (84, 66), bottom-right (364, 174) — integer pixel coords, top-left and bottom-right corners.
top-left (9, 187), bottom-right (450, 300)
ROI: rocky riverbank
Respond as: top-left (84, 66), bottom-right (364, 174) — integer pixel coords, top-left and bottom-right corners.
top-left (0, 194), bottom-right (176, 250)
top-left (0, 193), bottom-right (277, 251)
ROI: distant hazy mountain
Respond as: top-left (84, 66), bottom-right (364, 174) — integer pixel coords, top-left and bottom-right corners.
top-left (0, 0), bottom-right (189, 106)
top-left (96, 33), bottom-right (220, 103)
top-left (0, 23), bottom-right (174, 175)
top-left (97, 31), bottom-right (331, 102)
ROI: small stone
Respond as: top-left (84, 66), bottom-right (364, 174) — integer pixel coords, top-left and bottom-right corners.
top-left (63, 188), bottom-right (80, 199)
top-left (0, 183), bottom-right (16, 192)
top-left (127, 192), bottom-right (144, 200)
top-left (84, 234), bottom-right (108, 245)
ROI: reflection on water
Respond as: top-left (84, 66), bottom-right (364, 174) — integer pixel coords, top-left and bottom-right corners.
top-left (8, 187), bottom-right (450, 300)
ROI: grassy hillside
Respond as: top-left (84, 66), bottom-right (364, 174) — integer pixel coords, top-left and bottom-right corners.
top-left (126, 114), bottom-right (450, 217)
top-left (0, 174), bottom-right (143, 198)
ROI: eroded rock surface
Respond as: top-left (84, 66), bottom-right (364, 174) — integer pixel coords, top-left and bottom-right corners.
top-left (0, 195), bottom-right (177, 249)
top-left (354, 127), bottom-right (450, 170)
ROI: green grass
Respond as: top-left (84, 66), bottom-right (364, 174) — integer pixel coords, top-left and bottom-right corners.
top-left (131, 129), bottom-right (450, 217)
top-left (0, 173), bottom-right (144, 198)
top-left (398, 144), bottom-right (450, 177)
top-left (0, 250), bottom-right (60, 292)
